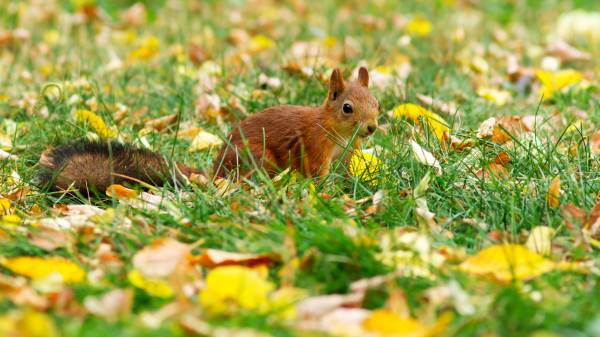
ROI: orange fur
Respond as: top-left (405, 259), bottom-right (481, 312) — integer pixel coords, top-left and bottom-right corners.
top-left (214, 67), bottom-right (379, 178)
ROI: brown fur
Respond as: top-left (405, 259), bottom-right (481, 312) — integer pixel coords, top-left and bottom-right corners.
top-left (214, 67), bottom-right (379, 178)
top-left (36, 141), bottom-right (193, 193)
top-left (37, 67), bottom-right (379, 192)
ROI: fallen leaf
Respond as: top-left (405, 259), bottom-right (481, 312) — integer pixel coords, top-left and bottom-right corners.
top-left (410, 140), bottom-right (442, 175)
top-left (546, 177), bottom-right (561, 208)
top-left (144, 114), bottom-right (177, 132)
top-left (188, 130), bottom-right (223, 152)
top-left (17, 309), bottom-right (58, 337)
top-left (392, 104), bottom-right (450, 141)
top-left (590, 132), bottom-right (600, 155)
top-left (29, 225), bottom-right (73, 251)
top-left (106, 184), bottom-right (138, 199)
top-left (476, 116), bottom-right (528, 144)
top-left (526, 226), bottom-right (556, 256)
top-left (200, 265), bottom-right (274, 315)
top-left (405, 16), bottom-right (432, 37)
top-left (545, 40), bottom-right (591, 62)
top-left (193, 249), bottom-right (278, 268)
top-left (84, 289), bottom-right (133, 323)
top-left (459, 244), bottom-right (555, 282)
top-left (127, 270), bottom-right (173, 298)
top-left (129, 35), bottom-right (160, 61)
top-left (536, 69), bottom-right (583, 100)
top-left (247, 35), bottom-right (276, 54)
top-left (475, 162), bottom-right (509, 180)
top-left (477, 87), bottom-right (511, 106)
top-left (348, 150), bottom-right (383, 183)
top-left (74, 109), bottom-right (117, 138)
top-left (132, 238), bottom-right (190, 279)
top-left (1, 256), bottom-right (86, 284)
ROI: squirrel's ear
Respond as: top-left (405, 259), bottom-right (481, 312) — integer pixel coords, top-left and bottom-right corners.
top-left (328, 68), bottom-right (345, 101)
top-left (358, 67), bottom-right (369, 87)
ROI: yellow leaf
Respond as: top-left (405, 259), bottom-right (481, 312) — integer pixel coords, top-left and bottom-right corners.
top-left (363, 309), bottom-right (451, 337)
top-left (128, 36), bottom-right (160, 61)
top-left (18, 309), bottom-right (58, 337)
top-left (248, 35), bottom-right (276, 54)
top-left (1, 214), bottom-right (21, 226)
top-left (546, 176), bottom-right (561, 208)
top-left (127, 270), bottom-right (173, 298)
top-left (200, 265), bottom-right (274, 315)
top-left (349, 150), bottom-right (382, 183)
top-left (2, 256), bottom-right (86, 284)
top-left (536, 69), bottom-right (583, 100)
top-left (477, 87), bottom-right (511, 106)
top-left (0, 198), bottom-right (11, 215)
top-left (188, 130), bottom-right (223, 152)
top-left (459, 244), bottom-right (555, 282)
top-left (392, 104), bottom-right (449, 141)
top-left (405, 16), bottom-right (432, 37)
top-left (74, 109), bottom-right (117, 138)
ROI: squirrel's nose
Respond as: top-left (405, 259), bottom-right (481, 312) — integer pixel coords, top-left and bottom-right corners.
top-left (367, 125), bottom-right (377, 135)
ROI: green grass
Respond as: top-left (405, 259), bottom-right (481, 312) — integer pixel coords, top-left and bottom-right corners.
top-left (1, 0), bottom-right (600, 336)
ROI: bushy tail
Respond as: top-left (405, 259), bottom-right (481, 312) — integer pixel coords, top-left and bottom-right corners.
top-left (36, 141), bottom-right (193, 193)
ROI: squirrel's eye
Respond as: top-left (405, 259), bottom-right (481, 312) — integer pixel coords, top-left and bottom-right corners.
top-left (343, 103), bottom-right (353, 114)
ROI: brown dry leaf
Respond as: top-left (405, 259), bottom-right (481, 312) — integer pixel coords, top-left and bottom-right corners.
top-left (84, 289), bottom-right (133, 323)
top-left (189, 43), bottom-right (208, 65)
top-left (475, 163), bottom-right (509, 180)
top-left (546, 177), bottom-right (562, 208)
top-left (3, 187), bottom-right (30, 201)
top-left (132, 238), bottom-right (191, 278)
top-left (493, 152), bottom-right (512, 165)
top-left (144, 114), bottom-right (177, 132)
top-left (561, 203), bottom-right (587, 230)
top-left (590, 132), bottom-right (600, 155)
top-left (476, 116), bottom-right (529, 144)
top-left (192, 249), bottom-right (279, 268)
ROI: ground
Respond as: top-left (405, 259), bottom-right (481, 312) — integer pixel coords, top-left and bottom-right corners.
top-left (0, 1), bottom-right (599, 336)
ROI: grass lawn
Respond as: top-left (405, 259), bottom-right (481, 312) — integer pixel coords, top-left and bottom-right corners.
top-left (0, 0), bottom-right (599, 336)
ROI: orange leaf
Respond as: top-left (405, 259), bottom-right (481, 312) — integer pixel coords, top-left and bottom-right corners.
top-left (475, 163), bottom-right (509, 180)
top-left (590, 132), bottom-right (600, 155)
top-left (106, 184), bottom-right (138, 199)
top-left (144, 114), bottom-right (177, 132)
top-left (547, 177), bottom-right (561, 209)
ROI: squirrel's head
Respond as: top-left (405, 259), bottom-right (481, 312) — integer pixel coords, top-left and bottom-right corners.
top-left (324, 67), bottom-right (379, 139)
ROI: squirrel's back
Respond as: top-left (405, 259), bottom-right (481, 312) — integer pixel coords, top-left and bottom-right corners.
top-left (37, 141), bottom-right (187, 193)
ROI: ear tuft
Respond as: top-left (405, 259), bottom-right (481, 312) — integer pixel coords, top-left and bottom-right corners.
top-left (328, 68), bottom-right (345, 100)
top-left (358, 67), bottom-right (369, 87)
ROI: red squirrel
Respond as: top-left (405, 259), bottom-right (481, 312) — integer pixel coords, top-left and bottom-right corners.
top-left (37, 67), bottom-right (379, 193)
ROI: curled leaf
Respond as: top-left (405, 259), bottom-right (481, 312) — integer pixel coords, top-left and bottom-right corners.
top-left (410, 140), bottom-right (442, 176)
